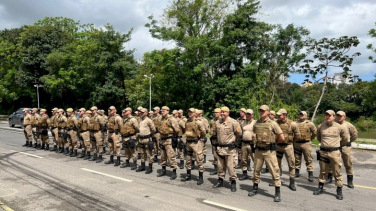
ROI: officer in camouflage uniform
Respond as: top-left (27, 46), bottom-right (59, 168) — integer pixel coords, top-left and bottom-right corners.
top-left (119, 107), bottom-right (140, 169)
top-left (239, 109), bottom-right (256, 181)
top-left (213, 106), bottom-right (242, 192)
top-left (276, 109), bottom-right (301, 191)
top-left (236, 108), bottom-right (247, 169)
top-left (313, 110), bottom-right (348, 200)
top-left (209, 108), bottom-right (221, 175)
top-left (22, 108), bottom-right (32, 147)
top-left (38, 109), bottom-right (50, 150)
top-left (294, 111), bottom-right (317, 181)
top-left (182, 108), bottom-right (206, 185)
top-left (173, 110), bottom-right (186, 169)
top-left (136, 108), bottom-right (156, 173)
top-left (66, 108), bottom-right (79, 157)
top-left (261, 110), bottom-right (277, 174)
top-left (157, 106), bottom-right (180, 180)
top-left (88, 106), bottom-right (105, 163)
top-left (49, 108), bottom-right (59, 151)
top-left (79, 110), bottom-right (92, 159)
top-left (248, 105), bottom-right (284, 202)
top-left (31, 108), bottom-right (41, 148)
top-left (56, 109), bottom-right (68, 154)
top-left (99, 110), bottom-right (109, 154)
top-left (196, 110), bottom-right (209, 163)
top-left (152, 106), bottom-right (162, 162)
top-left (326, 111), bottom-right (358, 188)
top-left (105, 106), bottom-right (123, 166)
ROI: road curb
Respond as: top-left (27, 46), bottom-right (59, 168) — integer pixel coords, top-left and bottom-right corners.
top-left (0, 201), bottom-right (15, 211)
top-left (0, 126), bottom-right (52, 136)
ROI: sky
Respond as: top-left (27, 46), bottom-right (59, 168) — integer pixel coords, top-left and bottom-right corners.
top-left (0, 0), bottom-right (375, 83)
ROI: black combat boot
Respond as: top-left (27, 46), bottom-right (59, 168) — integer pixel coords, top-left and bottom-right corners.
top-left (347, 175), bottom-right (354, 188)
top-left (179, 160), bottom-right (184, 169)
top-left (274, 187), bottom-right (281, 202)
top-left (157, 166), bottom-right (166, 177)
top-left (308, 171), bottom-right (314, 182)
top-left (29, 141), bottom-right (33, 147)
top-left (105, 155), bottom-right (114, 164)
top-left (41, 144), bottom-right (45, 150)
top-left (84, 151), bottom-right (91, 160)
top-left (239, 171), bottom-right (248, 180)
top-left (231, 180), bottom-right (237, 192)
top-left (37, 143), bottom-right (42, 149)
top-left (213, 178), bottom-right (223, 188)
top-left (210, 164), bottom-right (218, 175)
top-left (22, 141), bottom-right (29, 147)
top-left (131, 161), bottom-right (138, 170)
top-left (103, 146), bottom-right (106, 154)
top-left (114, 156), bottom-right (121, 167)
top-left (203, 155), bottom-right (207, 163)
top-left (96, 155), bottom-right (103, 163)
top-left (236, 159), bottom-right (241, 169)
top-left (138, 153), bottom-right (141, 159)
top-left (70, 149), bottom-right (78, 157)
top-left (248, 183), bottom-right (258, 196)
top-left (313, 182), bottom-right (324, 195)
top-left (145, 164), bottom-right (153, 174)
top-left (170, 169), bottom-right (177, 180)
top-left (326, 173), bottom-right (333, 183)
top-left (120, 160), bottom-right (130, 168)
top-left (89, 153), bottom-right (97, 161)
top-left (295, 169), bottom-right (300, 178)
top-left (261, 166), bottom-right (269, 174)
top-left (336, 187), bottom-right (343, 200)
top-left (77, 150), bottom-right (86, 158)
top-left (33, 142), bottom-right (37, 148)
top-left (45, 144), bottom-right (49, 151)
top-left (78, 143), bottom-right (82, 149)
top-left (192, 160), bottom-right (195, 170)
top-left (136, 162), bottom-right (146, 172)
top-left (64, 148), bottom-right (70, 156)
top-left (289, 177), bottom-right (296, 191)
top-left (68, 149), bottom-right (73, 156)
top-left (58, 147), bottom-right (64, 153)
top-left (197, 172), bottom-right (204, 185)
top-left (153, 155), bottom-right (158, 162)
top-left (51, 145), bottom-right (57, 151)
top-left (182, 170), bottom-right (191, 181)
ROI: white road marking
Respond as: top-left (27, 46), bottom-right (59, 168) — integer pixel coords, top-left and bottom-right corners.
top-left (10, 150), bottom-right (43, 158)
top-left (81, 168), bottom-right (133, 182)
top-left (203, 200), bottom-right (247, 211)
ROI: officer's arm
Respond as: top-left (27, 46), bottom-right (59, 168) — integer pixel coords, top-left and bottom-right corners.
top-left (197, 122), bottom-right (206, 139)
top-left (310, 123), bottom-right (317, 140)
top-left (233, 121), bottom-right (242, 139)
top-left (132, 118), bottom-right (140, 133)
top-left (117, 116), bottom-right (123, 128)
top-left (317, 124), bottom-right (322, 143)
top-left (170, 118), bottom-right (180, 136)
top-left (339, 125), bottom-right (348, 146)
top-left (150, 120), bottom-right (156, 134)
top-left (349, 123), bottom-right (358, 142)
top-left (273, 123), bottom-right (284, 143)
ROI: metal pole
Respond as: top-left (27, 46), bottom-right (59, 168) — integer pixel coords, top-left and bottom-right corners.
top-left (37, 85), bottom-right (40, 109)
top-left (149, 77), bottom-right (152, 111)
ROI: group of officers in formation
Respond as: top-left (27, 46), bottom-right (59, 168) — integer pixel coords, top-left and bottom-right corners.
top-left (21, 104), bottom-right (357, 202)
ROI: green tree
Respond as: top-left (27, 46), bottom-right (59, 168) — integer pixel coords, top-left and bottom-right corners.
top-left (300, 36), bottom-right (361, 121)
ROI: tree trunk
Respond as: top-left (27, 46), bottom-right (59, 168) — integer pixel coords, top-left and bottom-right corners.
top-left (311, 70), bottom-right (328, 122)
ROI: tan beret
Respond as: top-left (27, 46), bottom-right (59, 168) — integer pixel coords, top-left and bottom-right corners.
top-left (66, 108), bottom-right (73, 112)
top-left (141, 108), bottom-right (148, 113)
top-left (259, 105), bottom-right (270, 111)
top-left (325, 110), bottom-right (335, 116)
top-left (276, 109), bottom-right (287, 115)
top-left (172, 110), bottom-right (178, 114)
top-left (161, 106), bottom-right (170, 111)
top-left (149, 111), bottom-right (154, 114)
top-left (221, 106), bottom-right (230, 112)
top-left (196, 110), bottom-right (202, 114)
top-left (246, 109), bottom-right (254, 114)
top-left (58, 109), bottom-right (64, 112)
top-left (336, 111), bottom-right (346, 116)
top-left (137, 106), bottom-right (143, 111)
top-left (270, 110), bottom-right (276, 115)
top-left (32, 108), bottom-right (38, 111)
top-left (214, 108), bottom-right (221, 113)
top-left (178, 109), bottom-right (183, 114)
top-left (90, 106), bottom-right (98, 110)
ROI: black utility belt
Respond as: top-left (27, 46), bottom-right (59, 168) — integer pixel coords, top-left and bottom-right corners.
top-left (67, 128), bottom-right (77, 131)
top-left (32, 125), bottom-right (38, 128)
top-left (139, 134), bottom-right (151, 139)
top-left (242, 140), bottom-right (253, 143)
top-left (177, 136), bottom-right (182, 138)
top-left (296, 140), bottom-right (310, 143)
top-left (342, 142), bottom-right (352, 147)
top-left (186, 138), bottom-right (199, 143)
top-left (90, 130), bottom-right (100, 132)
top-left (58, 127), bottom-right (65, 129)
top-left (50, 127), bottom-right (56, 129)
top-left (210, 137), bottom-right (217, 141)
top-left (79, 130), bottom-right (88, 133)
top-left (256, 143), bottom-right (276, 151)
top-left (218, 143), bottom-right (236, 148)
top-left (24, 124), bottom-right (30, 126)
top-left (160, 136), bottom-right (173, 140)
top-left (320, 147), bottom-right (340, 152)
top-left (108, 130), bottom-right (116, 133)
top-left (122, 134), bottom-right (136, 138)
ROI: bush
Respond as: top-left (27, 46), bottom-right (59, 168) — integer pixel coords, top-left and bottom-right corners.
top-left (355, 116), bottom-right (376, 131)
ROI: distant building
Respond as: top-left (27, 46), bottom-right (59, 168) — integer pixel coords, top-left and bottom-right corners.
top-left (329, 73), bottom-right (352, 85)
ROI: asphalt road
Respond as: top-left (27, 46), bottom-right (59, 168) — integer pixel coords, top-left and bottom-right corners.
top-left (0, 126), bottom-right (376, 211)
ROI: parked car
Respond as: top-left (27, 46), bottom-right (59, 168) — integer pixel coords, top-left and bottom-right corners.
top-left (8, 108), bottom-right (29, 128)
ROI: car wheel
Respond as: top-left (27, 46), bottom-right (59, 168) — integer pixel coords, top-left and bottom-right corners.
top-left (9, 120), bottom-right (15, 127)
